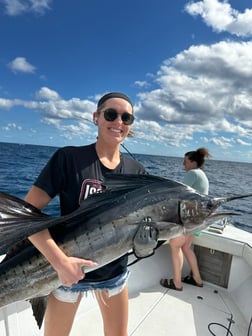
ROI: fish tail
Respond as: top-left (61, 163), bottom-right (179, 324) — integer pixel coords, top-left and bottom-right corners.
top-left (0, 192), bottom-right (52, 254)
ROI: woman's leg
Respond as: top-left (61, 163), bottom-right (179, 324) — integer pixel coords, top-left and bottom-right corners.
top-left (96, 284), bottom-right (128, 336)
top-left (182, 235), bottom-right (203, 285)
top-left (169, 236), bottom-right (186, 289)
top-left (43, 292), bottom-right (82, 336)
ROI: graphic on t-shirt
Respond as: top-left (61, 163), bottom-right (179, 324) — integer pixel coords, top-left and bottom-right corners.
top-left (79, 179), bottom-right (104, 204)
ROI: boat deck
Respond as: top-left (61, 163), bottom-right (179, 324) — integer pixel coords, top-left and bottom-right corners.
top-left (70, 281), bottom-right (248, 336)
top-left (70, 224), bottom-right (252, 336)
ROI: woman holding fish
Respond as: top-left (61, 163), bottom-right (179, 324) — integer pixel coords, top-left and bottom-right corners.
top-left (25, 92), bottom-right (146, 336)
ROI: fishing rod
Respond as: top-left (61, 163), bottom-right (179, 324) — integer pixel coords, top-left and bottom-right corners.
top-left (120, 143), bottom-right (136, 160)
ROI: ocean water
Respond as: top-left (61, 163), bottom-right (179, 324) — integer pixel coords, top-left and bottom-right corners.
top-left (0, 142), bottom-right (251, 233)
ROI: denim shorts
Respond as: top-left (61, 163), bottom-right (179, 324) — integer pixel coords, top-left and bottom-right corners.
top-left (52, 270), bottom-right (130, 303)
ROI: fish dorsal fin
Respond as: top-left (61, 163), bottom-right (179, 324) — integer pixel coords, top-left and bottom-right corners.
top-left (0, 192), bottom-right (53, 254)
top-left (0, 174), bottom-right (185, 253)
top-left (103, 173), bottom-right (181, 192)
top-left (0, 185), bottom-right (146, 254)
top-left (0, 188), bottom-right (131, 254)
top-left (0, 191), bottom-right (48, 219)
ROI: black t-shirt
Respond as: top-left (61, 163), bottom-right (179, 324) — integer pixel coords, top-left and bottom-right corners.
top-left (34, 143), bottom-right (146, 282)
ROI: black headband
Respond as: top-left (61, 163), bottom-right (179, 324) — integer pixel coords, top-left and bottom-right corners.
top-left (97, 92), bottom-right (133, 108)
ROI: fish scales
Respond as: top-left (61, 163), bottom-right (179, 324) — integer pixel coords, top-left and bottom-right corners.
top-left (0, 174), bottom-right (251, 312)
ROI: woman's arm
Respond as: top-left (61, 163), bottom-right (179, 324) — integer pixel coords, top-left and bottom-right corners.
top-left (25, 186), bottom-right (97, 286)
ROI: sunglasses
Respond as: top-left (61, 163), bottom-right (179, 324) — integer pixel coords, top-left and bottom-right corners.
top-left (103, 108), bottom-right (134, 125)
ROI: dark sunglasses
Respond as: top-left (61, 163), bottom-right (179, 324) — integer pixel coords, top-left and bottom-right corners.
top-left (103, 108), bottom-right (134, 125)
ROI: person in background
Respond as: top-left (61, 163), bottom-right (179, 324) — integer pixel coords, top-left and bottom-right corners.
top-left (160, 147), bottom-right (210, 291)
top-left (25, 92), bottom-right (146, 336)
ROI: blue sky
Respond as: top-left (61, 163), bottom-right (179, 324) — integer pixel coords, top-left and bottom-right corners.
top-left (0, 0), bottom-right (252, 163)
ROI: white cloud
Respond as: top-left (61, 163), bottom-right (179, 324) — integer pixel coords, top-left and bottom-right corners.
top-left (209, 136), bottom-right (233, 148)
top-left (0, 87), bottom-right (97, 122)
top-left (185, 0), bottom-right (252, 37)
top-left (236, 139), bottom-right (251, 146)
top-left (35, 87), bottom-right (60, 101)
top-left (8, 57), bottom-right (36, 74)
top-left (136, 41), bottom-right (252, 134)
top-left (134, 80), bottom-right (150, 88)
top-left (129, 37), bottom-right (252, 157)
top-left (1, 67), bottom-right (251, 156)
top-left (33, 94), bottom-right (96, 122)
top-left (2, 3), bottom-right (252, 159)
top-left (0, 0), bottom-right (51, 16)
top-left (0, 98), bottom-right (13, 109)
top-left (2, 123), bottom-right (22, 131)
top-left (0, 98), bottom-right (25, 109)
top-left (0, 87), bottom-right (97, 140)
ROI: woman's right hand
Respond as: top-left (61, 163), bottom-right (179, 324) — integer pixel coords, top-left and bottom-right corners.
top-left (54, 256), bottom-right (98, 287)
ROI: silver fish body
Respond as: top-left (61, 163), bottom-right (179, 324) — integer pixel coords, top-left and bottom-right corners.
top-left (0, 174), bottom-right (251, 310)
